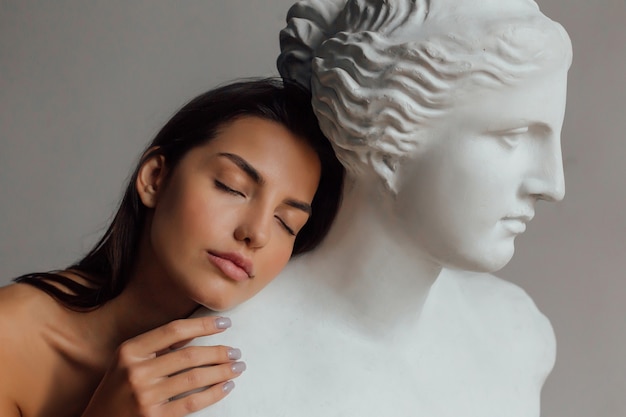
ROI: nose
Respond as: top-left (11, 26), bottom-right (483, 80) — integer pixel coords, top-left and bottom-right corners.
top-left (521, 137), bottom-right (565, 202)
top-left (233, 207), bottom-right (271, 249)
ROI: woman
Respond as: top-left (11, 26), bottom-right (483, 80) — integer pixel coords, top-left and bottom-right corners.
top-left (186, 1), bottom-right (573, 416)
top-left (0, 78), bottom-right (344, 417)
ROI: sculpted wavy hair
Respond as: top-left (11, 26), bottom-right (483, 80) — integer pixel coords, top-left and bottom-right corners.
top-left (278, 0), bottom-right (572, 191)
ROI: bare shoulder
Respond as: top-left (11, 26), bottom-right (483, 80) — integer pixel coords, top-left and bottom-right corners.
top-left (0, 282), bottom-right (61, 323)
top-left (0, 282), bottom-right (51, 346)
top-left (0, 282), bottom-right (63, 352)
top-left (437, 269), bottom-right (556, 376)
top-left (0, 283), bottom-right (61, 415)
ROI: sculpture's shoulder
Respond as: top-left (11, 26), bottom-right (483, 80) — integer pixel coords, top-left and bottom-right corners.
top-left (434, 269), bottom-right (556, 378)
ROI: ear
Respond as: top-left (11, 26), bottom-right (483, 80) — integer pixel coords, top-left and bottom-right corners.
top-left (370, 152), bottom-right (402, 195)
top-left (368, 129), bottom-right (423, 195)
top-left (136, 150), bottom-right (167, 208)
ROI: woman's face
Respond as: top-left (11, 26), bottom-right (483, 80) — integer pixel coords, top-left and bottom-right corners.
top-left (143, 116), bottom-right (321, 311)
top-left (393, 68), bottom-right (568, 272)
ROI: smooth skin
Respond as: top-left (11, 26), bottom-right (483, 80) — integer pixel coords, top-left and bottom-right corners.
top-left (0, 116), bottom-right (321, 417)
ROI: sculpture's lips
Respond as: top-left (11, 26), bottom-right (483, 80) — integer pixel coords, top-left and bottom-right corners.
top-left (500, 213), bottom-right (533, 234)
top-left (207, 251), bottom-right (254, 282)
top-left (501, 218), bottom-right (527, 234)
top-left (502, 212), bottom-right (534, 223)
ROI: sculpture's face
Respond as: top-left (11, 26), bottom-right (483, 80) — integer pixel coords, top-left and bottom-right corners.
top-left (393, 68), bottom-right (568, 272)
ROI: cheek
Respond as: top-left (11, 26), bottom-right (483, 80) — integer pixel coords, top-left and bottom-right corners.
top-left (257, 241), bottom-right (294, 283)
top-left (269, 246), bottom-right (293, 275)
top-left (396, 154), bottom-right (461, 229)
top-left (435, 145), bottom-right (515, 220)
top-left (154, 192), bottom-right (194, 236)
top-left (394, 150), bottom-right (499, 253)
top-left (151, 185), bottom-right (224, 254)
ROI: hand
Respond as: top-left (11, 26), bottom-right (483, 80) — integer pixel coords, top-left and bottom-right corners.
top-left (81, 316), bottom-right (245, 417)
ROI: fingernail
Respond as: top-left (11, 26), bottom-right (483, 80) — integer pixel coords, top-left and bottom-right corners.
top-left (223, 380), bottom-right (235, 393)
top-left (228, 348), bottom-right (242, 360)
top-left (231, 361), bottom-right (247, 374)
top-left (215, 317), bottom-right (232, 329)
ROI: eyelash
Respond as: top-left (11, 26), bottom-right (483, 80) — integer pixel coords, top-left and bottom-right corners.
top-left (214, 180), bottom-right (245, 197)
top-left (215, 180), bottom-right (296, 236)
top-left (275, 216), bottom-right (296, 236)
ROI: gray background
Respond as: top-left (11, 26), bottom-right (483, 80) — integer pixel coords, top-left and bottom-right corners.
top-left (1, 1), bottom-right (624, 416)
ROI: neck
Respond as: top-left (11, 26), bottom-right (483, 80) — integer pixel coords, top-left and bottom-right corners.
top-left (306, 178), bottom-right (442, 336)
top-left (91, 235), bottom-right (200, 350)
top-left (99, 279), bottom-right (198, 347)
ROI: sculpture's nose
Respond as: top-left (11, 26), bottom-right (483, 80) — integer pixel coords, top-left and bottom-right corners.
top-left (522, 136), bottom-right (565, 202)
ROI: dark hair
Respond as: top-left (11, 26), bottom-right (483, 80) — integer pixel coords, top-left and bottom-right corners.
top-left (14, 78), bottom-right (344, 310)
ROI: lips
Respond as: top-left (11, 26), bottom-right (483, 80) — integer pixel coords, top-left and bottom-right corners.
top-left (500, 218), bottom-right (527, 234)
top-left (504, 213), bottom-right (534, 223)
top-left (500, 212), bottom-right (534, 234)
top-left (207, 251), bottom-right (254, 282)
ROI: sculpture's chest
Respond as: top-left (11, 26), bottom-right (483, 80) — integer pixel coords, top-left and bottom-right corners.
top-left (189, 303), bottom-right (539, 417)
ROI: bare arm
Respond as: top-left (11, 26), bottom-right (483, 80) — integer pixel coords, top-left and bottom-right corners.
top-left (0, 286), bottom-right (26, 417)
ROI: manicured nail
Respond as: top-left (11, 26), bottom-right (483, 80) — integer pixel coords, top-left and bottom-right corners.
top-left (231, 361), bottom-right (247, 374)
top-left (215, 317), bottom-right (232, 329)
top-left (228, 348), bottom-right (242, 360)
top-left (223, 380), bottom-right (235, 393)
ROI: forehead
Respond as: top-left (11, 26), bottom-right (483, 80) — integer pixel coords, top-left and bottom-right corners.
top-left (448, 68), bottom-right (568, 131)
top-left (181, 116), bottom-right (321, 193)
top-left (390, 13), bottom-right (572, 90)
top-left (205, 117), bottom-right (315, 161)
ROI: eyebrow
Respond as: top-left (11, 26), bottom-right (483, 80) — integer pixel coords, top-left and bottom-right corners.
top-left (218, 152), bottom-right (263, 185)
top-left (285, 199), bottom-right (312, 215)
top-left (217, 152), bottom-right (313, 215)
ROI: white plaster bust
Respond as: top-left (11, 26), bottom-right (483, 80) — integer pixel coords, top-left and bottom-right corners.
top-left (190, 1), bottom-right (572, 416)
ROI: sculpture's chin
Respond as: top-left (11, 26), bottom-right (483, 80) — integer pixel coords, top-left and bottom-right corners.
top-left (442, 241), bottom-right (516, 274)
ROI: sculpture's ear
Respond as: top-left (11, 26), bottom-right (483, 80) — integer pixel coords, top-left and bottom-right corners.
top-left (369, 130), bottom-right (425, 194)
top-left (370, 152), bottom-right (402, 194)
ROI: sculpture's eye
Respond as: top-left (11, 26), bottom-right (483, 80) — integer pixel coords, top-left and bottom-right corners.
top-left (497, 126), bottom-right (529, 148)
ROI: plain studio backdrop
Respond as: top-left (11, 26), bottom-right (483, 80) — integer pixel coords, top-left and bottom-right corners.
top-left (0, 1), bottom-right (624, 416)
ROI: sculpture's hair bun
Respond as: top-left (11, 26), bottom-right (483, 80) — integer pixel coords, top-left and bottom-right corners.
top-left (277, 0), bottom-right (346, 89)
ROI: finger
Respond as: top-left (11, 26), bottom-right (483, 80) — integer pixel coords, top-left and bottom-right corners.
top-left (123, 316), bottom-right (231, 357)
top-left (156, 361), bottom-right (246, 404)
top-left (165, 338), bottom-right (194, 352)
top-left (162, 380), bottom-right (236, 416)
top-left (144, 345), bottom-right (241, 379)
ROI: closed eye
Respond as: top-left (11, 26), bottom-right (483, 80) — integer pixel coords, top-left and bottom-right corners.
top-left (214, 180), bottom-right (245, 197)
top-left (275, 216), bottom-right (296, 236)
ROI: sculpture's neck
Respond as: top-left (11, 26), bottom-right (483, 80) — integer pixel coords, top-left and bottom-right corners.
top-left (308, 178), bottom-right (442, 336)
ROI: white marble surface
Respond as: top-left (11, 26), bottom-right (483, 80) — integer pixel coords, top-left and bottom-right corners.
top-left (188, 263), bottom-right (555, 417)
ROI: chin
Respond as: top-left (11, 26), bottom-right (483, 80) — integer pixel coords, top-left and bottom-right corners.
top-left (443, 243), bottom-right (515, 273)
top-left (194, 291), bottom-right (237, 313)
top-left (202, 298), bottom-right (238, 312)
